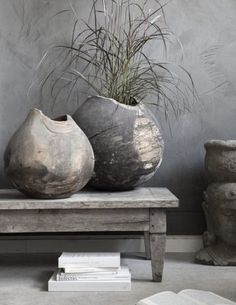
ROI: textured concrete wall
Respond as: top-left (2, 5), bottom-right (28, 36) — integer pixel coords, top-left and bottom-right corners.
top-left (0, 0), bottom-right (236, 234)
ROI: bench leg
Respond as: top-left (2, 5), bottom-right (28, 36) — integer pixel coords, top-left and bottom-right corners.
top-left (144, 231), bottom-right (151, 259)
top-left (149, 209), bottom-right (167, 282)
top-left (150, 233), bottom-right (166, 282)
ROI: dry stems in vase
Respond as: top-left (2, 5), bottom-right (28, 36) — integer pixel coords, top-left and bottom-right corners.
top-left (35, 0), bottom-right (197, 119)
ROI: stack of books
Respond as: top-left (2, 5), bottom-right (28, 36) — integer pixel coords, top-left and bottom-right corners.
top-left (48, 252), bottom-right (131, 291)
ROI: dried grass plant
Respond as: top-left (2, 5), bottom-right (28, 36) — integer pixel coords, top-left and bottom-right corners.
top-left (35, 0), bottom-right (197, 118)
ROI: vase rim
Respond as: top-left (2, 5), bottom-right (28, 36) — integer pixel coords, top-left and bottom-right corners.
top-left (87, 95), bottom-right (143, 110)
top-left (31, 108), bottom-right (75, 133)
top-left (205, 139), bottom-right (236, 149)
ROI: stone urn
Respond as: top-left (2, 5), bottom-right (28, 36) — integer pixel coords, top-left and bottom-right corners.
top-left (73, 96), bottom-right (164, 190)
top-left (195, 140), bottom-right (236, 265)
top-left (4, 109), bottom-right (94, 199)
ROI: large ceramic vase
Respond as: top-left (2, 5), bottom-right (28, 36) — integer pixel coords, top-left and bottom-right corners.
top-left (73, 96), bottom-right (164, 190)
top-left (195, 140), bottom-right (236, 265)
top-left (4, 109), bottom-right (94, 199)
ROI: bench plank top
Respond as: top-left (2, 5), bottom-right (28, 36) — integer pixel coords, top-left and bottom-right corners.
top-left (0, 188), bottom-right (179, 210)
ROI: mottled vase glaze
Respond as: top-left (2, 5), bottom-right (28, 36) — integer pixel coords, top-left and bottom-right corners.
top-left (4, 109), bottom-right (94, 199)
top-left (73, 96), bottom-right (164, 190)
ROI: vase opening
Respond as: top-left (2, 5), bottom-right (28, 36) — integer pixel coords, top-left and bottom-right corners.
top-left (37, 110), bottom-right (74, 133)
top-left (116, 97), bottom-right (139, 106)
top-left (127, 97), bottom-right (139, 106)
top-left (54, 115), bottom-right (68, 122)
top-left (94, 95), bottom-right (139, 108)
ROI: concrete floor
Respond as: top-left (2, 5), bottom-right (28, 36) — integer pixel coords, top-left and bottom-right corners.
top-left (0, 253), bottom-right (235, 305)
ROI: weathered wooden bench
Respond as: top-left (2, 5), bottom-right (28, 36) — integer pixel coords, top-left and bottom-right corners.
top-left (0, 187), bottom-right (178, 282)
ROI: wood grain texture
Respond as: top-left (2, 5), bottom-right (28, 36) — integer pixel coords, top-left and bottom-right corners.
top-left (150, 233), bottom-right (166, 282)
top-left (0, 188), bottom-right (179, 210)
top-left (150, 209), bottom-right (166, 233)
top-left (0, 209), bottom-right (150, 233)
top-left (144, 231), bottom-right (151, 259)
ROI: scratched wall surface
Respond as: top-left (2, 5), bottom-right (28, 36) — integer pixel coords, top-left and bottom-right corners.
top-left (0, 0), bottom-right (236, 234)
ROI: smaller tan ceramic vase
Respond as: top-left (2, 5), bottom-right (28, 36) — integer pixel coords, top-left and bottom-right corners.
top-left (4, 109), bottom-right (94, 199)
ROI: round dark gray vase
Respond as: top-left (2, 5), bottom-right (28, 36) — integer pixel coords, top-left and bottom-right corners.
top-left (4, 108), bottom-right (94, 199)
top-left (73, 96), bottom-right (164, 191)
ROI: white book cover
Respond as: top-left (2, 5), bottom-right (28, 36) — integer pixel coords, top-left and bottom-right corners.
top-left (179, 290), bottom-right (236, 305)
top-left (137, 290), bottom-right (236, 305)
top-left (56, 266), bottom-right (130, 281)
top-left (48, 272), bottom-right (131, 292)
top-left (137, 291), bottom-right (197, 305)
top-left (58, 252), bottom-right (120, 268)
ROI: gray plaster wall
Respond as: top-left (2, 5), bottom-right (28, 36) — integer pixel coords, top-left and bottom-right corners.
top-left (0, 0), bottom-right (236, 234)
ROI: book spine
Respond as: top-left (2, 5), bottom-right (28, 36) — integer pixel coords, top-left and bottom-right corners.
top-left (56, 275), bottom-right (130, 281)
top-left (63, 267), bottom-right (120, 273)
top-left (58, 257), bottom-right (120, 268)
top-left (48, 280), bottom-right (131, 292)
top-left (58, 272), bottom-right (119, 277)
top-left (58, 261), bottom-right (120, 268)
